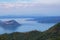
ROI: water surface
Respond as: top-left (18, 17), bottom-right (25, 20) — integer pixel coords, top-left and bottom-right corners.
top-left (0, 18), bottom-right (56, 34)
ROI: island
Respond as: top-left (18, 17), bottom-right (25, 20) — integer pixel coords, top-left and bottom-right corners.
top-left (0, 20), bottom-right (21, 30)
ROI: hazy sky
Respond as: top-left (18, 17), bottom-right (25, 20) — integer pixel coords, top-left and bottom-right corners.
top-left (0, 0), bottom-right (60, 16)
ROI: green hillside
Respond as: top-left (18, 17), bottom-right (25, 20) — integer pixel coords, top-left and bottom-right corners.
top-left (0, 23), bottom-right (60, 40)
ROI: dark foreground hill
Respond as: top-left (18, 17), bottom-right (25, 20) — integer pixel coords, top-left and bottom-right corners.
top-left (0, 23), bottom-right (60, 40)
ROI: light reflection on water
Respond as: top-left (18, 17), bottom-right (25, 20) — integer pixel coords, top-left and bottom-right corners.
top-left (0, 18), bottom-right (56, 34)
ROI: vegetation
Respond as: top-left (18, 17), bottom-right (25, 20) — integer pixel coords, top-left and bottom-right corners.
top-left (0, 23), bottom-right (60, 40)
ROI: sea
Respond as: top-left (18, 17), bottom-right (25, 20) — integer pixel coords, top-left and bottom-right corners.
top-left (0, 18), bottom-right (56, 34)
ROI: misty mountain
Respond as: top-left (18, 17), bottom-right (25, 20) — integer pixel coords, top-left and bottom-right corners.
top-left (33, 16), bottom-right (60, 23)
top-left (0, 20), bottom-right (21, 30)
top-left (0, 16), bottom-right (60, 23)
top-left (23, 16), bottom-right (60, 23)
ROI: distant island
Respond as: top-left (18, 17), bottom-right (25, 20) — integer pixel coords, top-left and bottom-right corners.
top-left (0, 16), bottom-right (60, 23)
top-left (0, 23), bottom-right (60, 40)
top-left (27, 16), bottom-right (60, 23)
top-left (0, 20), bottom-right (21, 30)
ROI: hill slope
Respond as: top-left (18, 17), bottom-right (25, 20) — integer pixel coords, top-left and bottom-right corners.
top-left (0, 23), bottom-right (60, 40)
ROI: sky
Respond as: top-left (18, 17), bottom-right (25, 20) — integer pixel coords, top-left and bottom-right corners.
top-left (0, 0), bottom-right (60, 16)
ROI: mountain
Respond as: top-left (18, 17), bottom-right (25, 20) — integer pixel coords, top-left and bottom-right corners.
top-left (0, 30), bottom-right (42, 40)
top-left (0, 23), bottom-right (60, 40)
top-left (0, 20), bottom-right (21, 30)
top-left (26, 16), bottom-right (60, 23)
top-left (34, 16), bottom-right (60, 23)
top-left (37, 23), bottom-right (60, 40)
top-left (45, 23), bottom-right (60, 40)
top-left (47, 23), bottom-right (60, 33)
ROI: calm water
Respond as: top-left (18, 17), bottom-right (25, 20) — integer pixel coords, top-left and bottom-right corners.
top-left (0, 18), bottom-right (56, 34)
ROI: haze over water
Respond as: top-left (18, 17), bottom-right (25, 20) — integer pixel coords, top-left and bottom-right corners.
top-left (0, 18), bottom-right (55, 34)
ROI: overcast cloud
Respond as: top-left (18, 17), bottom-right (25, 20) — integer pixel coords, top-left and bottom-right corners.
top-left (0, 0), bottom-right (60, 16)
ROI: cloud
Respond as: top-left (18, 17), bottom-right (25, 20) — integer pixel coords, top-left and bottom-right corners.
top-left (16, 0), bottom-right (60, 4)
top-left (0, 0), bottom-right (60, 4)
top-left (0, 3), bottom-right (60, 9)
top-left (0, 3), bottom-right (40, 8)
top-left (0, 0), bottom-right (59, 8)
top-left (35, 0), bottom-right (60, 4)
top-left (0, 0), bottom-right (60, 16)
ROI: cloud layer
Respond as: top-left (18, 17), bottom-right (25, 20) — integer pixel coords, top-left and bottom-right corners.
top-left (0, 0), bottom-right (60, 16)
